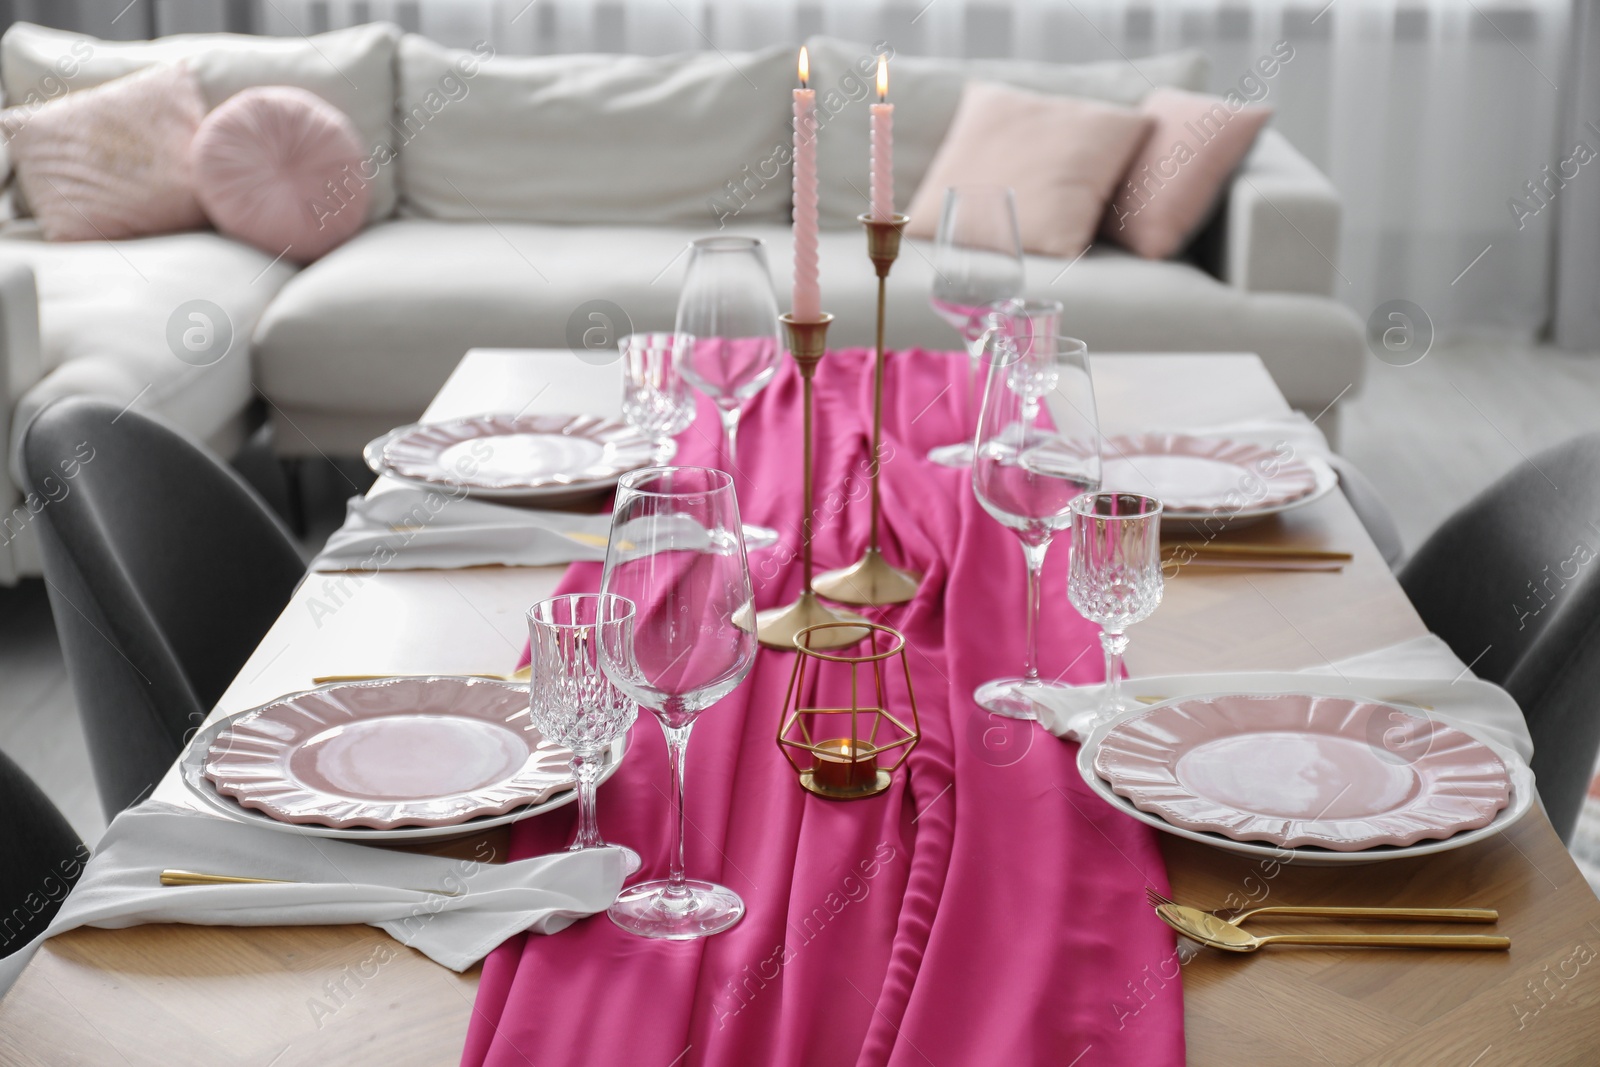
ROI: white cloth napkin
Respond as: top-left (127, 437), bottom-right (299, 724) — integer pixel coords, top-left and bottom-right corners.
top-left (0, 801), bottom-right (625, 998)
top-left (1148, 412), bottom-right (1405, 568)
top-left (311, 487), bottom-right (610, 571)
top-left (1026, 634), bottom-right (1533, 760)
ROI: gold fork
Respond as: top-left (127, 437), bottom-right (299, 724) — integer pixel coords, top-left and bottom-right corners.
top-left (1145, 886), bottom-right (1497, 925)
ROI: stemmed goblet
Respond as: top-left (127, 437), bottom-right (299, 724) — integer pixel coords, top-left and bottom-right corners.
top-left (620, 332), bottom-right (696, 463)
top-left (675, 236), bottom-right (783, 549)
top-left (526, 593), bottom-right (643, 876)
top-left (599, 466), bottom-right (758, 939)
top-left (1067, 492), bottom-right (1165, 734)
top-left (926, 185), bottom-right (1025, 468)
top-left (971, 328), bottom-right (1101, 719)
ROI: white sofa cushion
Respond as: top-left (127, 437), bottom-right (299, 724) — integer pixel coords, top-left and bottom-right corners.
top-left (0, 21), bottom-right (400, 222)
top-left (395, 35), bottom-right (795, 228)
top-left (803, 37), bottom-right (1209, 229)
top-left (0, 220), bottom-right (297, 479)
top-left (252, 219), bottom-right (1360, 429)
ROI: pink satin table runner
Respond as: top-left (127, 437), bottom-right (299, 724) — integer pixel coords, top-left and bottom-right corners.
top-left (462, 348), bottom-right (1184, 1067)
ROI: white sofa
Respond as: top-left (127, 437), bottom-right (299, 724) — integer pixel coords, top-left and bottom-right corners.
top-left (0, 24), bottom-right (1364, 583)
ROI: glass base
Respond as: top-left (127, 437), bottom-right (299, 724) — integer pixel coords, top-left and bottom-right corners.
top-left (608, 878), bottom-right (745, 940)
top-left (974, 677), bottom-right (1040, 720)
top-left (742, 523), bottom-right (780, 550)
top-left (927, 442), bottom-right (974, 468)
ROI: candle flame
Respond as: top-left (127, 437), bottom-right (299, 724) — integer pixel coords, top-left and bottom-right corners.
top-left (798, 46), bottom-right (809, 88)
top-left (876, 54), bottom-right (888, 100)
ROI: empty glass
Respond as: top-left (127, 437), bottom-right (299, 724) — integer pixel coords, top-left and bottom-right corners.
top-left (675, 236), bottom-right (783, 549)
top-left (927, 185), bottom-right (1025, 468)
top-left (599, 466), bottom-right (758, 939)
top-left (620, 332), bottom-right (696, 463)
top-left (1068, 492), bottom-right (1165, 729)
top-left (972, 330), bottom-right (1101, 719)
top-left (527, 593), bottom-right (642, 876)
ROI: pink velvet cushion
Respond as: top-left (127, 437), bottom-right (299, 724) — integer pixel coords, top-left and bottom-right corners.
top-left (0, 63), bottom-right (207, 241)
top-left (190, 86), bottom-right (369, 263)
top-left (905, 81), bottom-right (1153, 259)
top-left (1104, 88), bottom-right (1273, 259)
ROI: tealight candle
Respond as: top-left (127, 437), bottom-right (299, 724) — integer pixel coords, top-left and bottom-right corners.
top-left (811, 738), bottom-right (877, 793)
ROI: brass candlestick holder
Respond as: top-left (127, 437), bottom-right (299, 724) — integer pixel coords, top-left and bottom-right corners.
top-left (777, 621), bottom-right (920, 799)
top-left (755, 312), bottom-right (871, 651)
top-left (813, 213), bottom-right (922, 607)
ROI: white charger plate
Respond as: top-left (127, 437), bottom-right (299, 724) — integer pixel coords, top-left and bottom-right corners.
top-left (364, 413), bottom-right (658, 505)
top-left (1074, 697), bottom-right (1534, 866)
top-left (181, 678), bottom-right (628, 842)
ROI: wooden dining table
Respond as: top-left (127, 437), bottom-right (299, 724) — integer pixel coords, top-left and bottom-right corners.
top-left (2, 347), bottom-right (1598, 1067)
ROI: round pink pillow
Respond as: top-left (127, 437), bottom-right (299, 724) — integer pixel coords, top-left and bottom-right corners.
top-left (190, 86), bottom-right (370, 263)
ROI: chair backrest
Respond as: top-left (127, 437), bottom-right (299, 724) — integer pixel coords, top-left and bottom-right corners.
top-left (22, 398), bottom-right (305, 819)
top-left (0, 747), bottom-right (84, 955)
top-left (1400, 433), bottom-right (1600, 842)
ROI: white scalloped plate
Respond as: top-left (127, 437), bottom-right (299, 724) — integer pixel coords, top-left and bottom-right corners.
top-left (198, 677), bottom-right (613, 832)
top-left (1099, 433), bottom-right (1331, 521)
top-left (1093, 692), bottom-right (1512, 852)
top-left (364, 413), bottom-right (656, 503)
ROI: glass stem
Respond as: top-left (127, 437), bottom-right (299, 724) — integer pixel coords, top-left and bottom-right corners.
top-left (1101, 629), bottom-right (1130, 714)
top-left (718, 406), bottom-right (742, 471)
top-left (1020, 537), bottom-right (1050, 684)
top-left (570, 752), bottom-right (603, 851)
top-left (662, 720), bottom-right (694, 898)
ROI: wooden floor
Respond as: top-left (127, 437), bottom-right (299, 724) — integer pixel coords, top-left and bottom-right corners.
top-left (6, 336), bottom-right (1600, 856)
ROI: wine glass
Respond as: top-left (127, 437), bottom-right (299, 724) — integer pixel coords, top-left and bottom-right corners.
top-left (927, 185), bottom-right (1025, 468)
top-left (620, 332), bottom-right (696, 463)
top-left (526, 594), bottom-right (642, 876)
top-left (675, 236), bottom-right (783, 550)
top-left (598, 466), bottom-right (758, 939)
top-left (1067, 492), bottom-right (1165, 732)
top-left (971, 330), bottom-right (1101, 720)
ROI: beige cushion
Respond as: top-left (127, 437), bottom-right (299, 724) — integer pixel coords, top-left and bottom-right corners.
top-left (3, 63), bottom-right (207, 241)
top-left (1105, 88), bottom-right (1274, 260)
top-left (803, 37), bottom-right (1208, 229)
top-left (251, 219), bottom-right (1362, 438)
top-left (905, 82), bottom-right (1153, 258)
top-left (395, 35), bottom-right (795, 227)
top-left (0, 21), bottom-right (399, 222)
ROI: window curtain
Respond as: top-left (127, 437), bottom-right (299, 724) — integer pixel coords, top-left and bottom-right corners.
top-left (111, 1), bottom-right (1594, 341)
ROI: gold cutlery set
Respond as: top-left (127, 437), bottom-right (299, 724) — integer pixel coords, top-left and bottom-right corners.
top-left (1162, 541), bottom-right (1353, 572)
top-left (1146, 888), bottom-right (1509, 953)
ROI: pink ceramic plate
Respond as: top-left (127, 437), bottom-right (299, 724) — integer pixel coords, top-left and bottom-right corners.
top-left (204, 677), bottom-right (574, 829)
top-left (375, 413), bottom-right (654, 492)
top-left (1100, 434), bottom-right (1320, 515)
top-left (1093, 693), bottom-right (1511, 850)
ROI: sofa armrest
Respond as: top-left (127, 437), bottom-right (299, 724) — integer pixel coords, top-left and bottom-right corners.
top-left (0, 259), bottom-right (41, 493)
top-left (1221, 129), bottom-right (1343, 297)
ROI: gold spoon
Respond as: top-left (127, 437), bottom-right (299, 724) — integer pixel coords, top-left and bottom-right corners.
top-left (1155, 903), bottom-right (1509, 953)
top-left (1146, 888), bottom-right (1497, 926)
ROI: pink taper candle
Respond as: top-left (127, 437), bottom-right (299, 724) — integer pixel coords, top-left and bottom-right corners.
top-left (792, 47), bottom-right (822, 321)
top-left (870, 54), bottom-right (894, 222)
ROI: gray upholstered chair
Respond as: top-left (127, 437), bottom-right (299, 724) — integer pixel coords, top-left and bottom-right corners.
top-left (1400, 433), bottom-right (1600, 842)
top-left (22, 398), bottom-right (304, 819)
top-left (0, 746), bottom-right (84, 954)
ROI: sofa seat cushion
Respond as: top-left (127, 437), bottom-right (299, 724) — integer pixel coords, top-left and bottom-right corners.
top-left (0, 220), bottom-right (297, 474)
top-left (253, 219), bottom-right (1361, 444)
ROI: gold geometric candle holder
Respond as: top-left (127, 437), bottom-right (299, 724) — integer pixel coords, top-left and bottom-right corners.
top-left (777, 621), bottom-right (920, 800)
